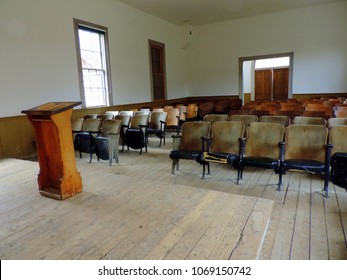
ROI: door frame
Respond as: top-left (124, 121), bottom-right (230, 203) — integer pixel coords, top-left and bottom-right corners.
top-left (238, 52), bottom-right (294, 104)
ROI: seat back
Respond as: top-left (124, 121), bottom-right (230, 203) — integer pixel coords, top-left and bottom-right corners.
top-left (186, 103), bottom-right (198, 119)
top-left (284, 124), bottom-right (328, 162)
top-left (245, 122), bottom-right (284, 158)
top-left (203, 114), bottom-right (228, 125)
top-left (293, 116), bottom-right (326, 126)
top-left (179, 122), bottom-right (211, 151)
top-left (104, 111), bottom-right (119, 118)
top-left (177, 105), bottom-right (187, 121)
top-left (129, 114), bottom-right (149, 129)
top-left (152, 108), bottom-right (164, 112)
top-left (119, 110), bottom-right (134, 116)
top-left (97, 114), bottom-right (113, 121)
top-left (329, 125), bottom-right (347, 156)
top-left (166, 108), bottom-right (180, 126)
top-left (211, 121), bottom-right (244, 154)
top-left (327, 118), bottom-right (347, 129)
top-left (82, 118), bottom-right (102, 132)
top-left (84, 114), bottom-right (98, 119)
top-left (100, 119), bottom-right (121, 137)
top-left (229, 114), bottom-right (258, 126)
top-left (259, 115), bottom-right (290, 127)
top-left (114, 114), bottom-right (131, 127)
top-left (71, 118), bottom-right (84, 132)
top-left (114, 114), bottom-right (131, 145)
top-left (148, 111), bottom-right (167, 130)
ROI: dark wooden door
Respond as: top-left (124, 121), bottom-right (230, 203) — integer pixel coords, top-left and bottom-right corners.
top-left (149, 41), bottom-right (166, 100)
top-left (273, 68), bottom-right (289, 100)
top-left (254, 70), bottom-right (272, 100)
top-left (254, 68), bottom-right (288, 100)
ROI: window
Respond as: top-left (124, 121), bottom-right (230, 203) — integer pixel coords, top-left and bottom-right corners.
top-left (254, 57), bottom-right (290, 69)
top-left (74, 19), bottom-right (112, 107)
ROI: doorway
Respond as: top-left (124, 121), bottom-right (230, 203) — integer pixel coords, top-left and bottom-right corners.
top-left (149, 40), bottom-right (166, 101)
top-left (239, 53), bottom-right (293, 104)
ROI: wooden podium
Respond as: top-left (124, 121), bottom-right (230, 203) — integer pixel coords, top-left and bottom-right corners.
top-left (22, 102), bottom-right (83, 200)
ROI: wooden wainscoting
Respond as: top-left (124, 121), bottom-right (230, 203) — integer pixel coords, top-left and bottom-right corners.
top-left (0, 115), bottom-right (36, 159)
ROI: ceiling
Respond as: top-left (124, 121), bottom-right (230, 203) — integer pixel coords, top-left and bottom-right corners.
top-left (117, 0), bottom-right (345, 26)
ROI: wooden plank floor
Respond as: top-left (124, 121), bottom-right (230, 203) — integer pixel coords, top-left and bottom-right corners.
top-left (0, 133), bottom-right (346, 260)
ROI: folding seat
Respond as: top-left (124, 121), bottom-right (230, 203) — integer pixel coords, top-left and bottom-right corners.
top-left (259, 115), bottom-right (290, 127)
top-left (71, 117), bottom-right (84, 146)
top-left (329, 125), bottom-right (347, 190)
top-left (169, 121), bottom-right (211, 174)
top-left (123, 114), bottom-right (149, 155)
top-left (278, 125), bottom-right (332, 197)
top-left (165, 108), bottom-right (180, 135)
top-left (146, 111), bottom-right (167, 146)
top-left (74, 118), bottom-right (102, 163)
top-left (293, 116), bottom-right (326, 126)
top-left (114, 114), bottom-right (131, 147)
top-left (185, 103), bottom-right (198, 121)
top-left (237, 122), bottom-right (284, 185)
top-left (203, 114), bottom-right (228, 125)
top-left (197, 121), bottom-right (245, 179)
top-left (93, 119), bottom-right (122, 165)
top-left (327, 117), bottom-right (347, 129)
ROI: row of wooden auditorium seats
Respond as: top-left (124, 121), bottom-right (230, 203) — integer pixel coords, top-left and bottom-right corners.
top-left (71, 110), bottom-right (170, 164)
top-left (203, 113), bottom-right (347, 129)
top-left (169, 119), bottom-right (347, 197)
top-left (239, 97), bottom-right (347, 120)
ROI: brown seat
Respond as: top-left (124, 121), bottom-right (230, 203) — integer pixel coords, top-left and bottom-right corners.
top-left (186, 103), bottom-right (198, 120)
top-left (165, 108), bottom-right (180, 134)
top-left (278, 125), bottom-right (332, 197)
top-left (293, 116), bottom-right (326, 126)
top-left (114, 114), bottom-right (132, 147)
top-left (146, 111), bottom-right (167, 146)
top-left (169, 121), bottom-right (211, 174)
top-left (123, 114), bottom-right (149, 154)
top-left (197, 121), bottom-right (245, 179)
top-left (203, 114), bottom-right (228, 125)
top-left (71, 117), bottom-right (84, 145)
top-left (214, 100), bottom-right (230, 114)
top-left (97, 113), bottom-right (113, 121)
top-left (327, 118), bottom-right (347, 129)
top-left (229, 114), bottom-right (258, 126)
top-left (94, 119), bottom-right (122, 165)
top-left (198, 101), bottom-right (214, 120)
top-left (74, 118), bottom-right (102, 163)
top-left (237, 122), bottom-right (285, 185)
top-left (259, 115), bottom-right (290, 127)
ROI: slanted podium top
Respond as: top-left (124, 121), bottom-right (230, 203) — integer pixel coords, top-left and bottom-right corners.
top-left (21, 101), bottom-right (81, 116)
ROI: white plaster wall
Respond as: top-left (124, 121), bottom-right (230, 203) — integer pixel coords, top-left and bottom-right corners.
top-left (0, 0), bottom-right (188, 117)
top-left (187, 1), bottom-right (347, 97)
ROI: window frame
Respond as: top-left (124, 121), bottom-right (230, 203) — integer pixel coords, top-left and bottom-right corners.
top-left (73, 18), bottom-right (113, 108)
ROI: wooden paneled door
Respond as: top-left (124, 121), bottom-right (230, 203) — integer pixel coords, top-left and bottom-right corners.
top-left (273, 68), bottom-right (289, 100)
top-left (255, 68), bottom-right (288, 100)
top-left (149, 40), bottom-right (166, 101)
top-left (254, 70), bottom-right (272, 100)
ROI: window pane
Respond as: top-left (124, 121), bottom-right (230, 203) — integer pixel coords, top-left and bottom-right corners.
top-left (75, 21), bottom-right (110, 108)
top-left (255, 57), bottom-right (290, 69)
